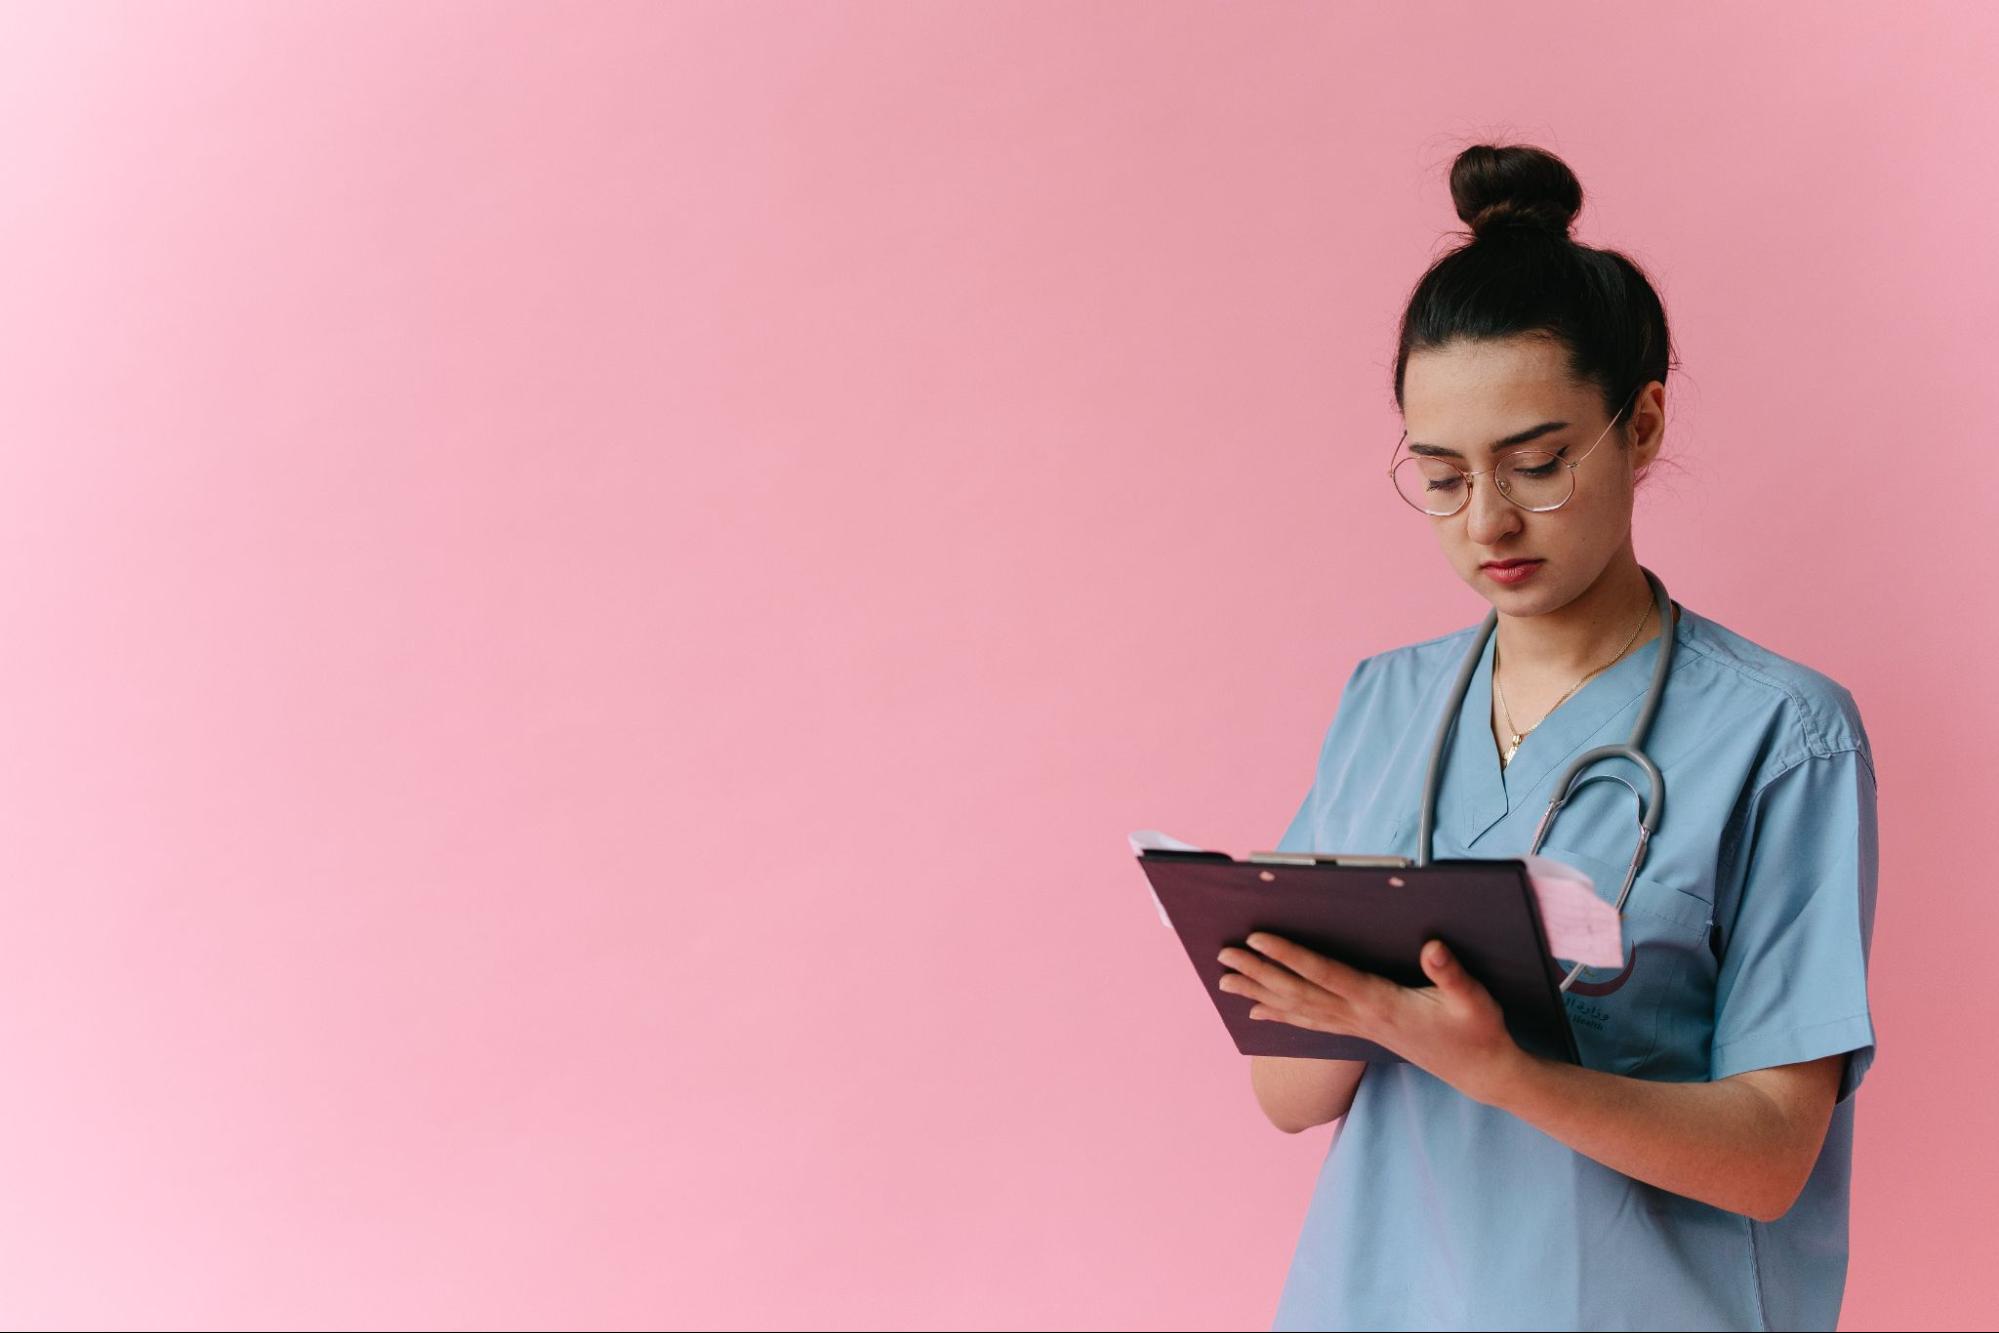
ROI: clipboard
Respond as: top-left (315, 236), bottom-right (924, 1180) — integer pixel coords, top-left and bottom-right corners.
top-left (1136, 846), bottom-right (1580, 1064)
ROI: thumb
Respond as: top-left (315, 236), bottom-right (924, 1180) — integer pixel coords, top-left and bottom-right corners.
top-left (1421, 939), bottom-right (1466, 994)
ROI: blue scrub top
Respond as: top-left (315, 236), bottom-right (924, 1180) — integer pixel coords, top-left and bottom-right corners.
top-left (1268, 601), bottom-right (1878, 1333)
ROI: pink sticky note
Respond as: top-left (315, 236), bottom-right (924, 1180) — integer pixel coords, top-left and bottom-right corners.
top-left (1521, 853), bottom-right (1624, 968)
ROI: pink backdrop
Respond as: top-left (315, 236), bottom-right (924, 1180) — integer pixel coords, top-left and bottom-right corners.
top-left (0, 2), bottom-right (1992, 1329)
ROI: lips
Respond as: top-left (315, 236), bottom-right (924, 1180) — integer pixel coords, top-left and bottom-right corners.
top-left (1481, 558), bottom-right (1544, 585)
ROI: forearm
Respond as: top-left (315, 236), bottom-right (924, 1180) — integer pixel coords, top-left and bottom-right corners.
top-left (1249, 1055), bottom-right (1367, 1132)
top-left (1488, 1052), bottom-right (1818, 1221)
top-left (1221, 934), bottom-right (1844, 1214)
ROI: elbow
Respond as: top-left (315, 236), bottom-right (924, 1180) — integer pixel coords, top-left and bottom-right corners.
top-left (1745, 1196), bottom-right (1795, 1225)
top-left (1743, 1162), bottom-right (1814, 1223)
top-left (1733, 1063), bottom-right (1843, 1223)
top-left (1255, 1100), bottom-right (1332, 1134)
top-left (1248, 1056), bottom-right (1364, 1134)
top-left (1742, 1198), bottom-right (1784, 1225)
top-left (1747, 1186), bottom-right (1806, 1225)
top-left (1263, 1106), bottom-right (1345, 1134)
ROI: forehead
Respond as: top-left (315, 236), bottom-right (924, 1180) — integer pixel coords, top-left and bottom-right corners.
top-left (1402, 337), bottom-right (1588, 438)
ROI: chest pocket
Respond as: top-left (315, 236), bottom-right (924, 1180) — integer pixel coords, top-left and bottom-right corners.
top-left (1533, 843), bottom-right (1718, 1079)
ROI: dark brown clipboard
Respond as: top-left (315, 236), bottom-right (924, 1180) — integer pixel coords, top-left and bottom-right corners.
top-left (1136, 848), bottom-right (1580, 1064)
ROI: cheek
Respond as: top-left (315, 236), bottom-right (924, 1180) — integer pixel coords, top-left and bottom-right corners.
top-left (1578, 454), bottom-right (1636, 507)
top-left (1546, 511), bottom-right (1624, 567)
top-left (1571, 484), bottom-right (1633, 537)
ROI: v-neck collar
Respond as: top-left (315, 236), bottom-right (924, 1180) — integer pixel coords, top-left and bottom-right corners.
top-left (1440, 602), bottom-right (1682, 849)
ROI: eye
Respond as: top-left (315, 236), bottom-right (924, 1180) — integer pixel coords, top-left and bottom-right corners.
top-left (1507, 448), bottom-right (1568, 480)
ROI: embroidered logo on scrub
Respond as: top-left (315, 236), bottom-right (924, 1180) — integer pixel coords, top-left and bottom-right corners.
top-left (1564, 942), bottom-right (1641, 998)
top-left (1564, 994), bottom-right (1612, 1033)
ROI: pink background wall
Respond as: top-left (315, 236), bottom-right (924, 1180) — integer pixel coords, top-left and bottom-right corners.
top-left (0, 2), bottom-right (1992, 1328)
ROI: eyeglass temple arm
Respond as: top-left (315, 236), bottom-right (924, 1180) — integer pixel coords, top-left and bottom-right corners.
top-left (1388, 383), bottom-right (1644, 473)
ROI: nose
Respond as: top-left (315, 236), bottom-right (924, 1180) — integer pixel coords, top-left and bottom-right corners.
top-left (1462, 469), bottom-right (1523, 547)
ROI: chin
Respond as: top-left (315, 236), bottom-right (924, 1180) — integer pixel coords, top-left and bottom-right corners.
top-left (1477, 578), bottom-right (1562, 615)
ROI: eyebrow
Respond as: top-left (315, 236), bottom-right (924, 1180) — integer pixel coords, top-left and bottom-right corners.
top-left (1406, 421), bottom-right (1570, 458)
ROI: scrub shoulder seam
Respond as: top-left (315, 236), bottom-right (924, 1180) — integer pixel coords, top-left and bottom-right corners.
top-left (1744, 745), bottom-right (1876, 806)
top-left (1671, 631), bottom-right (1870, 768)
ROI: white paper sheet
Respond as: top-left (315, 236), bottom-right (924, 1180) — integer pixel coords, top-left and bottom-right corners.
top-left (1127, 829), bottom-right (1200, 925)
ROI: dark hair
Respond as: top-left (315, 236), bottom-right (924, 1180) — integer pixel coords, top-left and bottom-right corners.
top-left (1393, 144), bottom-right (1677, 449)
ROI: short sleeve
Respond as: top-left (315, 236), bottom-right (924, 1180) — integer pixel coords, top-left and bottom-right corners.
top-left (1710, 747), bottom-right (1879, 1101)
top-left (1274, 656), bottom-right (1374, 855)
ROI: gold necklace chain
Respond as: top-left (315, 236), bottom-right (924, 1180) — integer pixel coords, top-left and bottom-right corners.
top-left (1494, 598), bottom-right (1654, 768)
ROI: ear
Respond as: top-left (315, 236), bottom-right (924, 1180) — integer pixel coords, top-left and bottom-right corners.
top-left (1627, 381), bottom-right (1666, 473)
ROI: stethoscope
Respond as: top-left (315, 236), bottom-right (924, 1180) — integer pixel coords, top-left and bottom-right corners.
top-left (1415, 566), bottom-right (1676, 991)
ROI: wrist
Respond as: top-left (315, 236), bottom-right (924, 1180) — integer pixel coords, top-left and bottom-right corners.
top-left (1476, 1043), bottom-right (1544, 1111)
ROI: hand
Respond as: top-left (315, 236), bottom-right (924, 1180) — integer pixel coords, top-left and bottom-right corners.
top-left (1217, 933), bottom-right (1530, 1106)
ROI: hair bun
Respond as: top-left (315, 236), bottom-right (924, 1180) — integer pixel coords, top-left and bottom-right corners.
top-left (1449, 144), bottom-right (1583, 241)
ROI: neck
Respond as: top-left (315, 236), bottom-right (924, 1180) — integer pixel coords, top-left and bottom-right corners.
top-left (1493, 549), bottom-right (1667, 679)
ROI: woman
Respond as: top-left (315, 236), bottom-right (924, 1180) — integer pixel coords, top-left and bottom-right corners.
top-left (1219, 144), bottom-right (1878, 1332)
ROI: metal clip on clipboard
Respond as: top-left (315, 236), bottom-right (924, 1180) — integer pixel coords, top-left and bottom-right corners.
top-left (1244, 851), bottom-right (1413, 868)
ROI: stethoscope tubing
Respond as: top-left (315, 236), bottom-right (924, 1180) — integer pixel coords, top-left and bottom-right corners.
top-left (1415, 567), bottom-right (1677, 992)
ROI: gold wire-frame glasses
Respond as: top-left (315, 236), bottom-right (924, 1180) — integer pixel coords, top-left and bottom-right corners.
top-left (1387, 385), bottom-right (1642, 516)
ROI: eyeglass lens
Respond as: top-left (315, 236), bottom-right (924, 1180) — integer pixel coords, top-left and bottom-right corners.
top-left (1391, 451), bottom-right (1574, 515)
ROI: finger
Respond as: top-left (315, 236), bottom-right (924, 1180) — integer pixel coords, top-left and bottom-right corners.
top-left (1215, 969), bottom-right (1289, 1010)
top-left (1219, 962), bottom-right (1364, 1041)
top-left (1219, 966), bottom-right (1357, 1032)
top-left (1247, 1001), bottom-right (1356, 1035)
top-left (1218, 945), bottom-right (1320, 1007)
top-left (1419, 939), bottom-right (1481, 1002)
top-left (1244, 932), bottom-right (1374, 1000)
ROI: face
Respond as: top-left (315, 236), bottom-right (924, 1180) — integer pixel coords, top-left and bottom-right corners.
top-left (1398, 335), bottom-right (1662, 616)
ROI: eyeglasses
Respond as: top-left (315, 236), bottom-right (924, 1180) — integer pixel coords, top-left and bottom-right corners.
top-left (1388, 385), bottom-right (1642, 517)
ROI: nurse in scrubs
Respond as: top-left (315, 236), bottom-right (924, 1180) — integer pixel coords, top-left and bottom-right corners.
top-left (1219, 144), bottom-right (1879, 1332)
